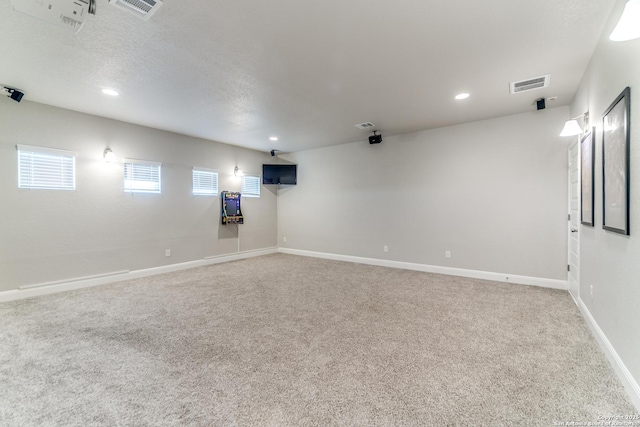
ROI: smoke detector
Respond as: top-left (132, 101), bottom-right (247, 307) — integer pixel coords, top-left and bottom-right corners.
top-left (510, 74), bottom-right (550, 94)
top-left (108, 0), bottom-right (162, 20)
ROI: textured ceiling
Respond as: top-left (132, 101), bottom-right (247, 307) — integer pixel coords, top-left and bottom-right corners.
top-left (0, 0), bottom-right (617, 152)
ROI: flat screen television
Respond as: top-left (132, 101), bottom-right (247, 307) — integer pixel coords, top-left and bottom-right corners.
top-left (262, 164), bottom-right (297, 185)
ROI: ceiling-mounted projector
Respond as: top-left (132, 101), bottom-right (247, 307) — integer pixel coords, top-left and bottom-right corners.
top-left (11, 0), bottom-right (96, 33)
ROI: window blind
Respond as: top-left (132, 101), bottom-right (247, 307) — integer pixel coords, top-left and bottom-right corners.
top-left (124, 159), bottom-right (161, 193)
top-left (193, 169), bottom-right (218, 196)
top-left (17, 145), bottom-right (76, 190)
top-left (241, 175), bottom-right (260, 197)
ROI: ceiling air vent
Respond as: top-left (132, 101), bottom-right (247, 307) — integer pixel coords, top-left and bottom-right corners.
top-left (108, 0), bottom-right (162, 20)
top-left (355, 122), bottom-right (376, 129)
top-left (510, 74), bottom-right (550, 94)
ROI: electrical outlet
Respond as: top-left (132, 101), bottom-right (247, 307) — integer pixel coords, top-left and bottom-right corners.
top-left (165, 249), bottom-right (171, 257)
top-left (383, 245), bottom-right (389, 253)
top-left (590, 285), bottom-right (594, 298)
top-left (283, 237), bottom-right (287, 243)
top-left (445, 251), bottom-right (451, 259)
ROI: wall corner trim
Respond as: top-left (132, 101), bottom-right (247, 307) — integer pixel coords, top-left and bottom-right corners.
top-left (0, 247), bottom-right (278, 303)
top-left (277, 248), bottom-right (568, 290)
top-left (571, 293), bottom-right (640, 411)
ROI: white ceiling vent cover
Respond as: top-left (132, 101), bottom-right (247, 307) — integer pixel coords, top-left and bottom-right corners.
top-left (108, 0), bottom-right (162, 20)
top-left (355, 122), bottom-right (376, 129)
top-left (510, 74), bottom-right (550, 94)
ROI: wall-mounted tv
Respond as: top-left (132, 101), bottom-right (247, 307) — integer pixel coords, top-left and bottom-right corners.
top-left (263, 164), bottom-right (297, 185)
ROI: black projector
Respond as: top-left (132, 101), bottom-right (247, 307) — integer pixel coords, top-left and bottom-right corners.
top-left (369, 133), bottom-right (382, 144)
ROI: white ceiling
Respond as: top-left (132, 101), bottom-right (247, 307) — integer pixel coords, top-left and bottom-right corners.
top-left (0, 0), bottom-right (617, 152)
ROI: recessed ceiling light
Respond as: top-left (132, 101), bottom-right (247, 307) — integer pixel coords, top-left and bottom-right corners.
top-left (455, 93), bottom-right (470, 100)
top-left (269, 136), bottom-right (278, 141)
top-left (101, 88), bottom-right (119, 96)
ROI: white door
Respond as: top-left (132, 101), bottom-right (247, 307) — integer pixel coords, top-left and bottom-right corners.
top-left (568, 140), bottom-right (580, 299)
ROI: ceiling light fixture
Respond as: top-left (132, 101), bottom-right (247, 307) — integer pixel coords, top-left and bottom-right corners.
top-left (269, 136), bottom-right (278, 141)
top-left (455, 93), bottom-right (470, 100)
top-left (610, 0), bottom-right (640, 41)
top-left (101, 88), bottom-right (119, 96)
top-left (560, 113), bottom-right (589, 137)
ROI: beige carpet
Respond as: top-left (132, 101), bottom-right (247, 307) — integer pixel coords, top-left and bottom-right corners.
top-left (0, 254), bottom-right (637, 426)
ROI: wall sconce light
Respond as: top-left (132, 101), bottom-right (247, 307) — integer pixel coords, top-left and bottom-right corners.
top-left (103, 148), bottom-right (116, 162)
top-left (610, 0), bottom-right (640, 41)
top-left (560, 112), bottom-right (589, 137)
top-left (234, 166), bottom-right (244, 177)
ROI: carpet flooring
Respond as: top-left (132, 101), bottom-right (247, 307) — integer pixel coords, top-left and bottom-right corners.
top-left (0, 254), bottom-right (637, 426)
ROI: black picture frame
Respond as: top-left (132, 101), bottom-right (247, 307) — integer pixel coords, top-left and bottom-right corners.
top-left (602, 87), bottom-right (631, 235)
top-left (581, 129), bottom-right (595, 226)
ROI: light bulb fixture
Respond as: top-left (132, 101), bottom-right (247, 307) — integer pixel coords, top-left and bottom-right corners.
top-left (560, 113), bottom-right (589, 137)
top-left (101, 88), bottom-right (119, 96)
top-left (103, 148), bottom-right (116, 162)
top-left (269, 136), bottom-right (279, 141)
top-left (610, 0), bottom-right (640, 41)
top-left (234, 166), bottom-right (244, 177)
top-left (455, 93), bottom-right (470, 100)
top-left (559, 120), bottom-right (583, 137)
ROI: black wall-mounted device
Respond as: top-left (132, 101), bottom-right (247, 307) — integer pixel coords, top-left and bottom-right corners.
top-left (369, 130), bottom-right (382, 144)
top-left (536, 98), bottom-right (545, 110)
top-left (263, 164), bottom-right (297, 185)
top-left (2, 87), bottom-right (24, 103)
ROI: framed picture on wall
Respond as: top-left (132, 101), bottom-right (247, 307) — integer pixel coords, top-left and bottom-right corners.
top-left (581, 129), bottom-right (595, 226)
top-left (602, 87), bottom-right (631, 235)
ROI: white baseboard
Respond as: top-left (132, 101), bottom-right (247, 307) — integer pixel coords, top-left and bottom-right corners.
top-left (278, 248), bottom-right (568, 290)
top-left (0, 247), bottom-right (278, 303)
top-left (571, 293), bottom-right (640, 411)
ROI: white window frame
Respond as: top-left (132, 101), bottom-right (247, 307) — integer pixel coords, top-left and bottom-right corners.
top-left (241, 174), bottom-right (261, 198)
top-left (17, 144), bottom-right (76, 190)
top-left (192, 168), bottom-right (219, 196)
top-left (123, 159), bottom-right (162, 194)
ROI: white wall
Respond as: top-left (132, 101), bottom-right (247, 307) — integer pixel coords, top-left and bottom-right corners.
top-left (278, 107), bottom-right (569, 281)
top-left (0, 101), bottom-right (277, 292)
top-left (570, 0), bottom-right (640, 403)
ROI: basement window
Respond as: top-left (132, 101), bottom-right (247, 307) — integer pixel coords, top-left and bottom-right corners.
top-left (241, 175), bottom-right (260, 198)
top-left (192, 168), bottom-right (218, 196)
top-left (124, 159), bottom-right (161, 194)
top-left (17, 145), bottom-right (76, 190)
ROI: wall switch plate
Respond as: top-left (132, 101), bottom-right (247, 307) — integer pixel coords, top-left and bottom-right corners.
top-left (445, 251), bottom-right (451, 259)
top-left (383, 245), bottom-right (389, 253)
top-left (165, 249), bottom-right (171, 257)
top-left (283, 237), bottom-right (287, 243)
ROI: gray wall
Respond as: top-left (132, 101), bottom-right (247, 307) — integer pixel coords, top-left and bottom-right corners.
top-left (0, 101), bottom-right (277, 291)
top-left (570, 0), bottom-right (640, 393)
top-left (278, 107), bottom-right (569, 280)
